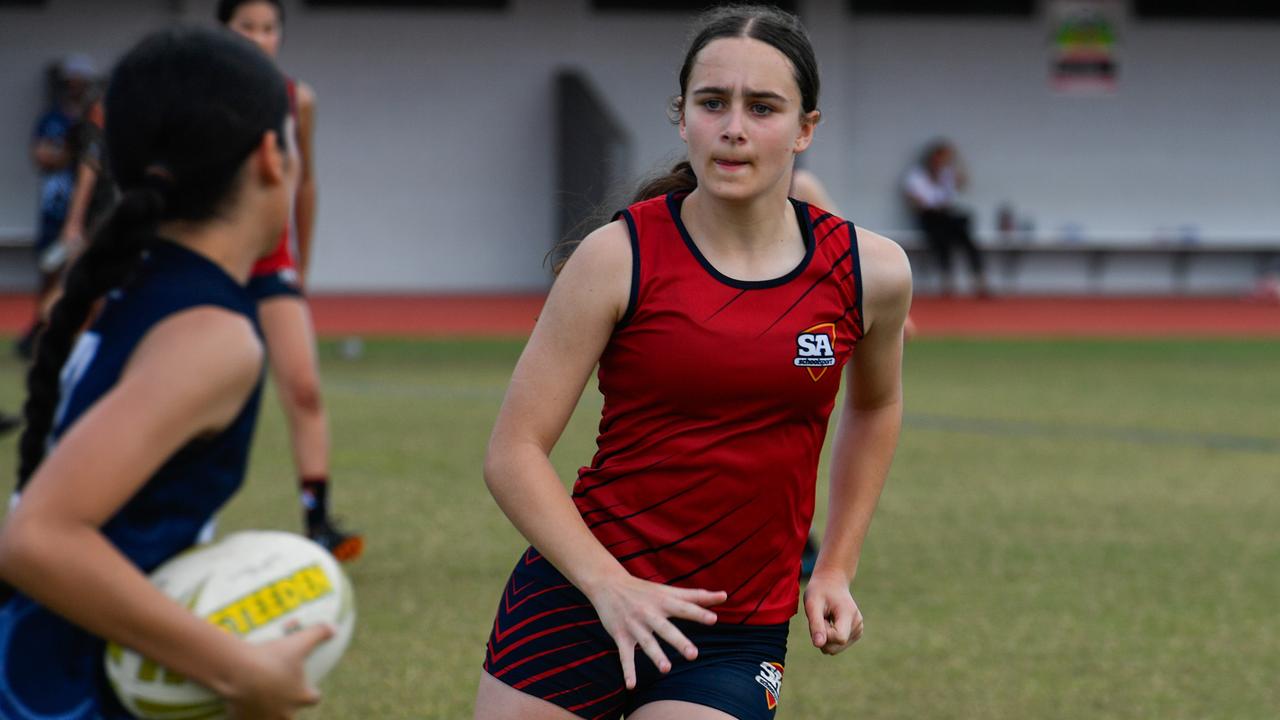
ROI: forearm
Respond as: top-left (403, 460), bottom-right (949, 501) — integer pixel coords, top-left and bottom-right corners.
top-left (0, 517), bottom-right (250, 697)
top-left (61, 165), bottom-right (97, 238)
top-left (814, 399), bottom-right (903, 584)
top-left (294, 180), bottom-right (316, 278)
top-left (484, 441), bottom-right (628, 596)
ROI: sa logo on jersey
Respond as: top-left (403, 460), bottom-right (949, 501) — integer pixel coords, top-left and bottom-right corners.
top-left (794, 322), bottom-right (837, 381)
top-left (755, 661), bottom-right (784, 710)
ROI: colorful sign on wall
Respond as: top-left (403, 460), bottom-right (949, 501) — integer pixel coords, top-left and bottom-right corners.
top-left (1049, 0), bottom-right (1123, 94)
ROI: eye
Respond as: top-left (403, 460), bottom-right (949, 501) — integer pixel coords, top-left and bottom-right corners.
top-left (702, 99), bottom-right (724, 111)
top-left (750, 103), bottom-right (774, 116)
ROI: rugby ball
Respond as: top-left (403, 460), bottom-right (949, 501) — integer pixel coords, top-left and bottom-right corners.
top-left (105, 530), bottom-right (356, 719)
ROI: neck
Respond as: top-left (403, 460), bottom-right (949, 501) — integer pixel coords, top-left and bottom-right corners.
top-left (682, 185), bottom-right (797, 254)
top-left (156, 218), bottom-right (263, 284)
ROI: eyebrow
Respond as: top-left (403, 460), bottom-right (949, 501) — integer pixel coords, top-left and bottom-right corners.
top-left (690, 86), bottom-right (789, 103)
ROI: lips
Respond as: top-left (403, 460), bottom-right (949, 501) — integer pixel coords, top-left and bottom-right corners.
top-left (714, 159), bottom-right (749, 170)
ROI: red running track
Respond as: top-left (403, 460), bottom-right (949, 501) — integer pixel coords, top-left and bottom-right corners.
top-left (0, 294), bottom-right (1276, 338)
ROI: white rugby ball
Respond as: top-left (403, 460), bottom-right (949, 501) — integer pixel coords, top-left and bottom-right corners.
top-left (105, 530), bottom-right (356, 719)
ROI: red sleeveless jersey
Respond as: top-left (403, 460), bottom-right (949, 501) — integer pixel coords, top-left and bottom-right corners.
top-left (571, 192), bottom-right (865, 625)
top-left (252, 78), bottom-right (299, 278)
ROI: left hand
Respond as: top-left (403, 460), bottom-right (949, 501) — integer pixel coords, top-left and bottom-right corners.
top-left (802, 571), bottom-right (864, 655)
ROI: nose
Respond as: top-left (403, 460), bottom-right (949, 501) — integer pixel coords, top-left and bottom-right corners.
top-left (721, 107), bottom-right (746, 144)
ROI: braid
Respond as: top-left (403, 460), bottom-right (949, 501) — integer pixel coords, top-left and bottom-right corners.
top-left (16, 188), bottom-right (163, 487)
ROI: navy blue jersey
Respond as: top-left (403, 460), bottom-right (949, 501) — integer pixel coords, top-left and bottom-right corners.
top-left (0, 240), bottom-right (263, 719)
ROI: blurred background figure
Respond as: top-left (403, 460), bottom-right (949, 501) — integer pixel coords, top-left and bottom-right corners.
top-left (53, 94), bottom-right (117, 271)
top-left (218, 0), bottom-right (363, 561)
top-left (903, 138), bottom-right (989, 297)
top-left (18, 54), bottom-right (99, 360)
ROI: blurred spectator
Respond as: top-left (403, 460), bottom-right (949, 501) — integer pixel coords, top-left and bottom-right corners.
top-left (903, 139), bottom-right (989, 296)
top-left (54, 98), bottom-right (116, 268)
top-left (18, 54), bottom-right (99, 359)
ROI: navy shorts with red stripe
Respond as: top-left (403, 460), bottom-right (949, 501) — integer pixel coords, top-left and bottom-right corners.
top-left (483, 548), bottom-right (790, 720)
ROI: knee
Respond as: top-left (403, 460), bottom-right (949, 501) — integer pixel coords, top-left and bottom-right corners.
top-left (282, 372), bottom-right (324, 415)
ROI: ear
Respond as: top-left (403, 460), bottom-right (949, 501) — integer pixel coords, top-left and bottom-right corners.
top-left (794, 109), bottom-right (820, 154)
top-left (677, 97), bottom-right (688, 143)
top-left (252, 131), bottom-right (286, 186)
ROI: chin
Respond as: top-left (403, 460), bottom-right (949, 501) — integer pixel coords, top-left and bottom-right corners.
top-left (701, 179), bottom-right (766, 203)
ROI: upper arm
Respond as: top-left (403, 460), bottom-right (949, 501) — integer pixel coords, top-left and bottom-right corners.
top-left (14, 308), bottom-right (263, 528)
top-left (847, 228), bottom-right (912, 410)
top-left (295, 82), bottom-right (316, 183)
top-left (489, 221), bottom-right (632, 457)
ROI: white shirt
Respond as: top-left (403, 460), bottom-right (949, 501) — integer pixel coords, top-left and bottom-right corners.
top-left (903, 165), bottom-right (959, 209)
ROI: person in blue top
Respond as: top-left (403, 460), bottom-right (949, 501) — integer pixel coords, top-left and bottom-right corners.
top-left (16, 55), bottom-right (98, 363)
top-left (0, 27), bottom-right (332, 719)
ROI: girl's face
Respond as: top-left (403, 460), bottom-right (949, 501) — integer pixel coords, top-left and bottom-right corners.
top-left (228, 2), bottom-right (282, 59)
top-left (679, 37), bottom-right (817, 203)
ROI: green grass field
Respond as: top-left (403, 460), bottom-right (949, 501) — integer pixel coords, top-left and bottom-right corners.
top-left (0, 337), bottom-right (1277, 719)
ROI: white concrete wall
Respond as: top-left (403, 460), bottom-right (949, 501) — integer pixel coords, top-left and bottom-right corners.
top-left (1, 0), bottom-right (1277, 292)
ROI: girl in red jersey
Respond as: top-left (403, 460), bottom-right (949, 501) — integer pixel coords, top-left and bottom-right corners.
top-left (218, 0), bottom-right (362, 560)
top-left (475, 6), bottom-right (911, 720)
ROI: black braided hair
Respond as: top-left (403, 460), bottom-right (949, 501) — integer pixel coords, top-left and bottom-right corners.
top-left (16, 26), bottom-right (288, 488)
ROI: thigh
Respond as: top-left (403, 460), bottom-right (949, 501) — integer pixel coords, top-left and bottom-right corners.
top-left (628, 700), bottom-right (738, 720)
top-left (474, 670), bottom-right (583, 720)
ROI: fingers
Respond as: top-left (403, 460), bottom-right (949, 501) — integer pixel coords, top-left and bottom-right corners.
top-left (663, 597), bottom-right (719, 626)
top-left (803, 594), bottom-right (828, 648)
top-left (614, 635), bottom-right (638, 690)
top-left (672, 587), bottom-right (728, 608)
top-left (849, 606), bottom-right (865, 645)
top-left (822, 600), bottom-right (855, 655)
top-left (294, 623), bottom-right (336, 656)
top-left (632, 621), bottom-right (672, 674)
top-left (603, 582), bottom-right (725, 687)
top-left (299, 684), bottom-right (322, 707)
top-left (805, 592), bottom-right (865, 655)
top-left (650, 617), bottom-right (698, 662)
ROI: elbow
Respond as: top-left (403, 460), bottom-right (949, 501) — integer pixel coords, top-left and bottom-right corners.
top-left (482, 435), bottom-right (539, 500)
top-left (0, 515), bottom-right (44, 586)
top-left (482, 443), bottom-right (508, 497)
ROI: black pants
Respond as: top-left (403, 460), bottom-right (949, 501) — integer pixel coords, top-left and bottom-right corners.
top-left (917, 208), bottom-right (986, 290)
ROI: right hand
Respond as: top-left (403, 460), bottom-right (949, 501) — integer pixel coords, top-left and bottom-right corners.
top-left (585, 573), bottom-right (727, 689)
top-left (226, 623), bottom-right (334, 720)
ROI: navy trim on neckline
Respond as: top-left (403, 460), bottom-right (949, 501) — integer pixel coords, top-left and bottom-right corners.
top-left (150, 239), bottom-right (248, 291)
top-left (666, 192), bottom-right (815, 291)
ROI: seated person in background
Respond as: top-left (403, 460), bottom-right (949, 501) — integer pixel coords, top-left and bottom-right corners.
top-left (903, 139), bottom-right (989, 296)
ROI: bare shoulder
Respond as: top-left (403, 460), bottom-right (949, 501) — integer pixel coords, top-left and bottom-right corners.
top-left (853, 226), bottom-right (913, 325)
top-left (550, 219), bottom-right (632, 325)
top-left (564, 219), bottom-right (630, 271)
top-left (132, 307), bottom-right (263, 391)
